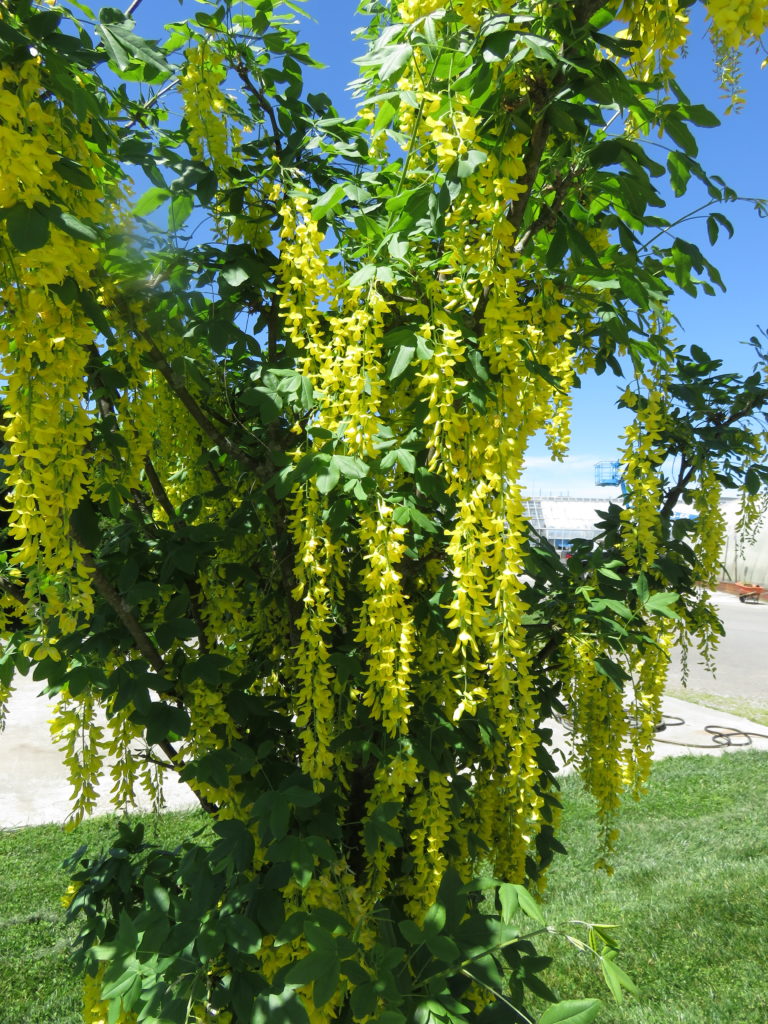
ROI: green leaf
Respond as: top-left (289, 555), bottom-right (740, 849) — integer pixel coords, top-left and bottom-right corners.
top-left (285, 950), bottom-right (337, 987)
top-left (252, 990), bottom-right (309, 1024)
top-left (332, 455), bottom-right (368, 480)
top-left (600, 958), bottom-right (638, 1003)
top-left (538, 1000), bottom-right (602, 1024)
top-left (456, 149), bottom-right (487, 180)
top-left (644, 591), bottom-right (680, 618)
top-left (225, 915), bottom-right (263, 955)
top-left (686, 103), bottom-right (719, 128)
top-left (96, 10), bottom-right (171, 80)
top-left (377, 43), bottom-right (413, 80)
top-left (347, 265), bottom-right (378, 289)
top-left (312, 183), bottom-right (347, 221)
top-left (395, 449), bottom-right (416, 473)
top-left (424, 932), bottom-right (461, 963)
top-left (388, 235), bottom-right (409, 260)
top-left (350, 983), bottom-right (378, 1018)
top-left (52, 209), bottom-right (100, 243)
top-left (140, 701), bottom-right (190, 745)
top-left (54, 157), bottom-right (95, 190)
top-left (482, 30), bottom-right (515, 62)
top-left (4, 203), bottom-right (50, 252)
top-left (169, 194), bottom-right (194, 232)
top-left (546, 223), bottom-right (568, 267)
top-left (70, 498), bottom-right (101, 550)
top-left (398, 919), bottom-right (424, 946)
top-left (387, 343), bottom-right (416, 381)
top-left (498, 882), bottom-right (519, 924)
top-left (513, 884), bottom-right (545, 924)
top-left (220, 263), bottom-right (252, 288)
top-left (594, 656), bottom-right (629, 687)
top-left (142, 876), bottom-right (170, 914)
top-left (132, 187), bottom-right (171, 217)
top-left (312, 960), bottom-right (341, 1008)
top-left (239, 387), bottom-right (282, 424)
top-left (590, 598), bottom-right (633, 620)
top-left (423, 902), bottom-right (446, 936)
top-left (315, 457), bottom-right (341, 495)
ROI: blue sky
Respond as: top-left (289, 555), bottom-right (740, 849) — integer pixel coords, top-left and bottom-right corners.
top-left (134, 2), bottom-right (768, 497)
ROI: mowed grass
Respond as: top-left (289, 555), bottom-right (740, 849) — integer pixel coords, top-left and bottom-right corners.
top-left (665, 684), bottom-right (768, 730)
top-left (535, 750), bottom-right (768, 1024)
top-left (0, 810), bottom-right (209, 1024)
top-left (2, 754), bottom-right (768, 1024)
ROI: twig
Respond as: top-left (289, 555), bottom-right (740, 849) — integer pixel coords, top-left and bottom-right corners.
top-left (124, 78), bottom-right (179, 132)
top-left (76, 541), bottom-right (165, 674)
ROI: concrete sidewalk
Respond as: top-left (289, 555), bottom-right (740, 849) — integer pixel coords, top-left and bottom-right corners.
top-left (3, 672), bottom-right (768, 829)
top-left (0, 679), bottom-right (198, 830)
top-left (548, 693), bottom-right (768, 772)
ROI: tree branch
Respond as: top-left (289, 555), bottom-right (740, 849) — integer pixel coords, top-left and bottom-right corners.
top-left (145, 340), bottom-right (270, 476)
top-left (0, 575), bottom-right (26, 607)
top-left (78, 541), bottom-right (166, 674)
top-left (143, 457), bottom-right (176, 521)
top-left (72, 535), bottom-right (218, 813)
top-left (232, 58), bottom-right (284, 156)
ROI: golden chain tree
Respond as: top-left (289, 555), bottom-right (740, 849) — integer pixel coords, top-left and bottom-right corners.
top-left (1, 1), bottom-right (767, 1022)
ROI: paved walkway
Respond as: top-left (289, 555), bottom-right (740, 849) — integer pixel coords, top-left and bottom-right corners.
top-left (0, 680), bottom-right (198, 829)
top-left (2, 589), bottom-right (767, 828)
top-left (548, 694), bottom-right (768, 772)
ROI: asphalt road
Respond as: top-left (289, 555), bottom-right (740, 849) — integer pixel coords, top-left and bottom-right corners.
top-left (667, 590), bottom-right (768, 703)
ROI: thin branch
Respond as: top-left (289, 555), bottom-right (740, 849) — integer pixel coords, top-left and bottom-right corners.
top-left (660, 455), bottom-right (693, 518)
top-left (145, 340), bottom-right (270, 476)
top-left (0, 575), bottom-right (26, 606)
top-left (232, 59), bottom-right (284, 155)
top-left (124, 77), bottom-right (179, 132)
top-left (143, 457), bottom-right (177, 521)
top-left (77, 541), bottom-right (166, 674)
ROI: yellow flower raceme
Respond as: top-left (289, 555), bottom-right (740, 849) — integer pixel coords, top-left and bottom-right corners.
top-left (706, 0), bottom-right (768, 49)
top-left (356, 503), bottom-right (416, 736)
top-left (179, 41), bottom-right (240, 175)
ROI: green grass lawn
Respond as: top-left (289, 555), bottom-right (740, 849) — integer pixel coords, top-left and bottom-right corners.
top-left (2, 753), bottom-right (768, 1024)
top-left (0, 810), bottom-right (209, 1024)
top-left (535, 750), bottom-right (768, 1024)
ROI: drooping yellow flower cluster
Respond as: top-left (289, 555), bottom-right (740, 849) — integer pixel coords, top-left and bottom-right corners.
top-left (0, 60), bottom-right (104, 634)
top-left (706, 0), bottom-right (768, 49)
top-left (289, 484), bottom-right (344, 783)
top-left (356, 502), bottom-right (416, 736)
top-left (618, 373), bottom-right (670, 571)
top-left (178, 41), bottom-right (241, 176)
top-left (616, 0), bottom-right (768, 78)
top-left (615, 0), bottom-right (691, 77)
top-left (49, 692), bottom-right (105, 824)
top-left (690, 461), bottom-right (727, 588)
top-left (557, 616), bottom-right (674, 864)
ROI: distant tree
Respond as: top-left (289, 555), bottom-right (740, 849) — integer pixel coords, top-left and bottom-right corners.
top-left (1, 2), bottom-right (767, 1022)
